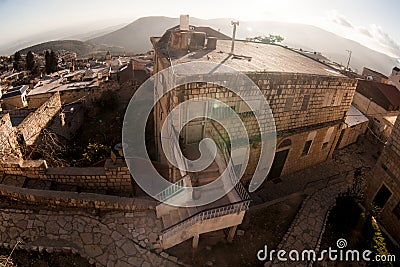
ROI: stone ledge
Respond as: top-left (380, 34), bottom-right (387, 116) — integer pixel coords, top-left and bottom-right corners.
top-left (0, 183), bottom-right (155, 212)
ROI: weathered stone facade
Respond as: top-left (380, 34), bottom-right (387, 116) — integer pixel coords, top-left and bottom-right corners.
top-left (367, 116), bottom-right (400, 242)
top-left (0, 159), bottom-right (134, 194)
top-left (27, 80), bottom-right (138, 109)
top-left (0, 113), bottom-right (22, 161)
top-left (17, 92), bottom-right (62, 146)
top-left (152, 50), bottom-right (357, 183)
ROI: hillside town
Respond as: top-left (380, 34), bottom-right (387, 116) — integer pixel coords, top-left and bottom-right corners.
top-left (0, 13), bottom-right (399, 267)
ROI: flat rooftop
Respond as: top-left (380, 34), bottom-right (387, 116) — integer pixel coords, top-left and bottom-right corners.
top-left (168, 40), bottom-right (345, 77)
top-left (28, 78), bottom-right (99, 96)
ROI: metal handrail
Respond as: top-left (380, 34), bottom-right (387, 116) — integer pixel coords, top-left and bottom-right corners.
top-left (155, 174), bottom-right (190, 203)
top-left (161, 198), bottom-right (251, 238)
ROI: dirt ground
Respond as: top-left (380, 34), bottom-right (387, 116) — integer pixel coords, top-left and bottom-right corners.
top-left (167, 194), bottom-right (304, 267)
top-left (0, 248), bottom-right (93, 267)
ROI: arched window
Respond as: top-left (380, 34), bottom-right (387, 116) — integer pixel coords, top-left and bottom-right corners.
top-left (278, 139), bottom-right (292, 149)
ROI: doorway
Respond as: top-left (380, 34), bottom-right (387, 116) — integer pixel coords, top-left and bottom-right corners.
top-left (267, 149), bottom-right (290, 180)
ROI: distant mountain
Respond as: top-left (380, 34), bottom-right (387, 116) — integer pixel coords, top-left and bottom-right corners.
top-left (88, 16), bottom-right (178, 53)
top-left (0, 22), bottom-right (129, 56)
top-left (66, 23), bottom-right (129, 41)
top-left (18, 40), bottom-right (125, 57)
top-left (11, 16), bottom-right (398, 75)
top-left (89, 16), bottom-right (398, 75)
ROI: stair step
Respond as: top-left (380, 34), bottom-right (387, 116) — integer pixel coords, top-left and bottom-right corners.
top-left (161, 214), bottom-right (173, 229)
top-left (178, 207), bottom-right (189, 220)
top-left (170, 209), bottom-right (181, 225)
top-left (197, 171), bottom-right (220, 185)
top-left (201, 162), bottom-right (220, 173)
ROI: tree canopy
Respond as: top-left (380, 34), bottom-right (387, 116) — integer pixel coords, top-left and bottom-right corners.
top-left (26, 51), bottom-right (35, 71)
top-left (246, 34), bottom-right (284, 44)
top-left (45, 50), bottom-right (58, 74)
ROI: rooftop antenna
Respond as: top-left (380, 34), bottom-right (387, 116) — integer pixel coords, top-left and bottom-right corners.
top-left (346, 49), bottom-right (352, 71)
top-left (231, 21), bottom-right (239, 54)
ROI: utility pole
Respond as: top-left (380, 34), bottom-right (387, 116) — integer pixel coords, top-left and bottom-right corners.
top-left (346, 49), bottom-right (352, 71)
top-left (231, 21), bottom-right (239, 54)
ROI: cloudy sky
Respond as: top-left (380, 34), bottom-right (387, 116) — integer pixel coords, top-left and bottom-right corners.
top-left (0, 0), bottom-right (399, 58)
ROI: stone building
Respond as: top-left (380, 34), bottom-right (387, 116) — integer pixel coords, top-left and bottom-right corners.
top-left (362, 67), bottom-right (388, 84)
top-left (352, 80), bottom-right (400, 142)
top-left (388, 66), bottom-right (400, 90)
top-left (0, 85), bottom-right (28, 110)
top-left (367, 115), bottom-right (400, 243)
top-left (148, 19), bottom-right (359, 249)
top-left (151, 22), bottom-right (358, 184)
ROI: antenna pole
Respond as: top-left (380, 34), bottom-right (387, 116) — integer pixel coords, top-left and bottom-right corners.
top-left (231, 21), bottom-right (239, 54)
top-left (346, 49), bottom-right (352, 71)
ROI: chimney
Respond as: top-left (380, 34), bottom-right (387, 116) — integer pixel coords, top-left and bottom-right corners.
top-left (180, 14), bottom-right (189, 31)
top-left (230, 21), bottom-right (239, 54)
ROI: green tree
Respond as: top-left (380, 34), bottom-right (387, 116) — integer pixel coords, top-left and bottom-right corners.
top-left (13, 51), bottom-right (21, 71)
top-left (247, 34), bottom-right (284, 44)
top-left (14, 51), bottom-right (21, 61)
top-left (26, 51), bottom-right (35, 71)
top-left (45, 50), bottom-right (58, 74)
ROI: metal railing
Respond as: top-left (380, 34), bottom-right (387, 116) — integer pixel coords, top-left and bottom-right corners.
top-left (161, 199), bottom-right (250, 239)
top-left (155, 174), bottom-right (190, 203)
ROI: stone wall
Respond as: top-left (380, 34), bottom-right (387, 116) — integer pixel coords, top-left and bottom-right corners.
top-left (27, 80), bottom-right (137, 109)
top-left (336, 122), bottom-right (368, 150)
top-left (17, 92), bottom-right (62, 146)
top-left (0, 159), bottom-right (134, 194)
top-left (0, 113), bottom-right (22, 161)
top-left (367, 148), bottom-right (400, 242)
top-left (0, 183), bottom-right (153, 212)
top-left (388, 116), bottom-right (400, 157)
top-left (367, 116), bottom-right (400, 242)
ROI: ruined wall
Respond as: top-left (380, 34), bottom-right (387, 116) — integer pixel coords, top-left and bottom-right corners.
top-left (27, 81), bottom-right (137, 109)
top-left (0, 159), bottom-right (134, 194)
top-left (17, 92), bottom-right (61, 146)
top-left (0, 114), bottom-right (22, 161)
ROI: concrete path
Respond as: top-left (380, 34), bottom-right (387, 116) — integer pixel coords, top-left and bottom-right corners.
top-left (265, 173), bottom-right (351, 266)
top-left (0, 208), bottom-right (180, 267)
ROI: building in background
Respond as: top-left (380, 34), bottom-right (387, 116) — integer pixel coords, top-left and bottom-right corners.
top-left (352, 80), bottom-right (400, 142)
top-left (0, 85), bottom-right (28, 110)
top-left (362, 67), bottom-right (388, 84)
top-left (388, 66), bottom-right (400, 90)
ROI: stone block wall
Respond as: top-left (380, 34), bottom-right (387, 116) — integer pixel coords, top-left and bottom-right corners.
top-left (367, 148), bottom-right (400, 242)
top-left (0, 159), bottom-right (134, 194)
top-left (0, 183), bottom-right (153, 212)
top-left (27, 80), bottom-right (137, 109)
top-left (17, 92), bottom-right (62, 146)
top-left (0, 114), bottom-right (22, 161)
top-left (155, 71), bottom-right (356, 182)
top-left (388, 116), bottom-right (400, 157)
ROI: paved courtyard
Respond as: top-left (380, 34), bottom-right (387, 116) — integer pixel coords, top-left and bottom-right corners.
top-left (0, 208), bottom-right (179, 266)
